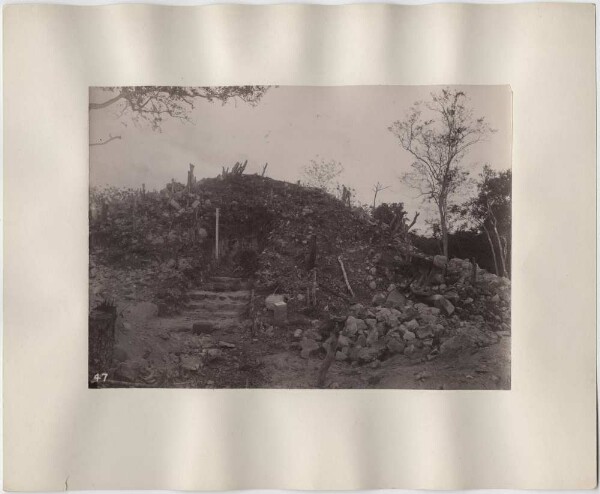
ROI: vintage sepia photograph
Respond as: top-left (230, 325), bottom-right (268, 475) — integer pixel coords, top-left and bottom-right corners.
top-left (89, 85), bottom-right (511, 389)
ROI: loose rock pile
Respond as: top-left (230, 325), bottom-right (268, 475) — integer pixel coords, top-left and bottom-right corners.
top-left (292, 255), bottom-right (510, 366)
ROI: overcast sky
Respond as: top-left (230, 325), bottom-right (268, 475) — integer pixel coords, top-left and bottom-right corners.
top-left (90, 85), bottom-right (511, 230)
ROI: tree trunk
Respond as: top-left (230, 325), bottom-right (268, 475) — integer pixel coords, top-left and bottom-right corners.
top-left (438, 204), bottom-right (449, 258)
top-left (500, 235), bottom-right (510, 277)
top-left (488, 214), bottom-right (507, 277)
top-left (485, 200), bottom-right (507, 278)
top-left (483, 224), bottom-right (499, 275)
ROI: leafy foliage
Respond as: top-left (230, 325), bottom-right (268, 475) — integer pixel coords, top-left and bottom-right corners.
top-left (373, 202), bottom-right (407, 225)
top-left (462, 165), bottom-right (511, 233)
top-left (300, 158), bottom-right (344, 193)
top-left (389, 88), bottom-right (494, 257)
top-left (90, 86), bottom-right (270, 132)
top-left (456, 166), bottom-right (511, 276)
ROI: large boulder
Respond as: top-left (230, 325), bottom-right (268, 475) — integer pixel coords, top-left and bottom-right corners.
top-left (364, 318), bottom-right (377, 331)
top-left (357, 344), bottom-right (385, 363)
top-left (419, 313), bottom-right (438, 325)
top-left (356, 334), bottom-right (367, 347)
top-left (403, 331), bottom-right (416, 341)
top-left (355, 347), bottom-right (376, 363)
top-left (429, 273), bottom-right (445, 285)
top-left (399, 308), bottom-right (419, 322)
top-left (405, 319), bottom-right (419, 331)
top-left (266, 294), bottom-right (287, 310)
top-left (349, 303), bottom-right (366, 318)
top-left (355, 319), bottom-right (368, 332)
top-left (344, 316), bottom-right (360, 336)
top-left (300, 338), bottom-right (319, 359)
top-left (375, 308), bottom-right (392, 323)
top-left (385, 289), bottom-right (407, 310)
top-left (440, 334), bottom-right (475, 356)
top-left (443, 291), bottom-right (460, 303)
top-left (428, 294), bottom-right (455, 316)
top-left (338, 335), bottom-right (351, 347)
top-left (416, 326), bottom-right (434, 339)
top-left (372, 292), bottom-right (387, 307)
top-left (433, 255), bottom-right (448, 269)
top-left (386, 336), bottom-right (406, 353)
top-left (366, 328), bottom-right (379, 346)
top-left (386, 336), bottom-right (405, 354)
top-left (386, 314), bottom-right (400, 329)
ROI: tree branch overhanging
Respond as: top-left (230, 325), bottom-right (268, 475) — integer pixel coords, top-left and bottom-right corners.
top-left (89, 86), bottom-right (271, 134)
top-left (90, 134), bottom-right (122, 147)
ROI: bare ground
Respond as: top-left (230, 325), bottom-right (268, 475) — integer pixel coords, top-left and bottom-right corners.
top-left (96, 271), bottom-right (510, 390)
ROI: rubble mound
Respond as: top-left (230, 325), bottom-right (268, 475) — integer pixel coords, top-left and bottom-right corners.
top-left (91, 173), bottom-right (386, 310)
top-left (90, 173), bottom-right (511, 384)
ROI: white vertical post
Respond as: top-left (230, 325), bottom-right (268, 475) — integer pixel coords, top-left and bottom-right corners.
top-left (215, 208), bottom-right (220, 260)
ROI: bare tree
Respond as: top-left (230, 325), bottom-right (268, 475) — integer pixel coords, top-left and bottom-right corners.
top-left (388, 88), bottom-right (494, 258)
top-left (89, 86), bottom-right (269, 145)
top-left (300, 158), bottom-right (344, 193)
top-left (372, 182), bottom-right (390, 208)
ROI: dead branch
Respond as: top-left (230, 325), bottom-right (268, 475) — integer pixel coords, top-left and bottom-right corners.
top-left (372, 181), bottom-right (390, 208)
top-left (312, 268), bottom-right (318, 306)
top-left (90, 134), bottom-right (122, 147)
top-left (317, 283), bottom-right (351, 302)
top-left (406, 211), bottom-right (420, 231)
top-left (337, 256), bottom-right (355, 297)
top-left (222, 160), bottom-right (248, 177)
top-left (317, 325), bottom-right (341, 387)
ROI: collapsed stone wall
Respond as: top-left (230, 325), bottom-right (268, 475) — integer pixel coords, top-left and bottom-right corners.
top-left (267, 253), bottom-right (510, 366)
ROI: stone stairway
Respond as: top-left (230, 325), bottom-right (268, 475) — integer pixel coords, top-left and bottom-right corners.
top-left (183, 277), bottom-right (252, 332)
top-left (111, 276), bottom-right (256, 387)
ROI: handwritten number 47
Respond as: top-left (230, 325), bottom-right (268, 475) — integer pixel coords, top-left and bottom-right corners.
top-left (92, 373), bottom-right (108, 383)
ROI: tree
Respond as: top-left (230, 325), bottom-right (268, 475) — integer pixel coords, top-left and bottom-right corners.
top-left (373, 202), bottom-right (405, 226)
top-left (373, 201), bottom-right (419, 257)
top-left (461, 166), bottom-right (511, 277)
top-left (372, 182), bottom-right (390, 208)
top-left (300, 158), bottom-right (344, 193)
top-left (89, 86), bottom-right (269, 145)
top-left (388, 88), bottom-right (494, 258)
